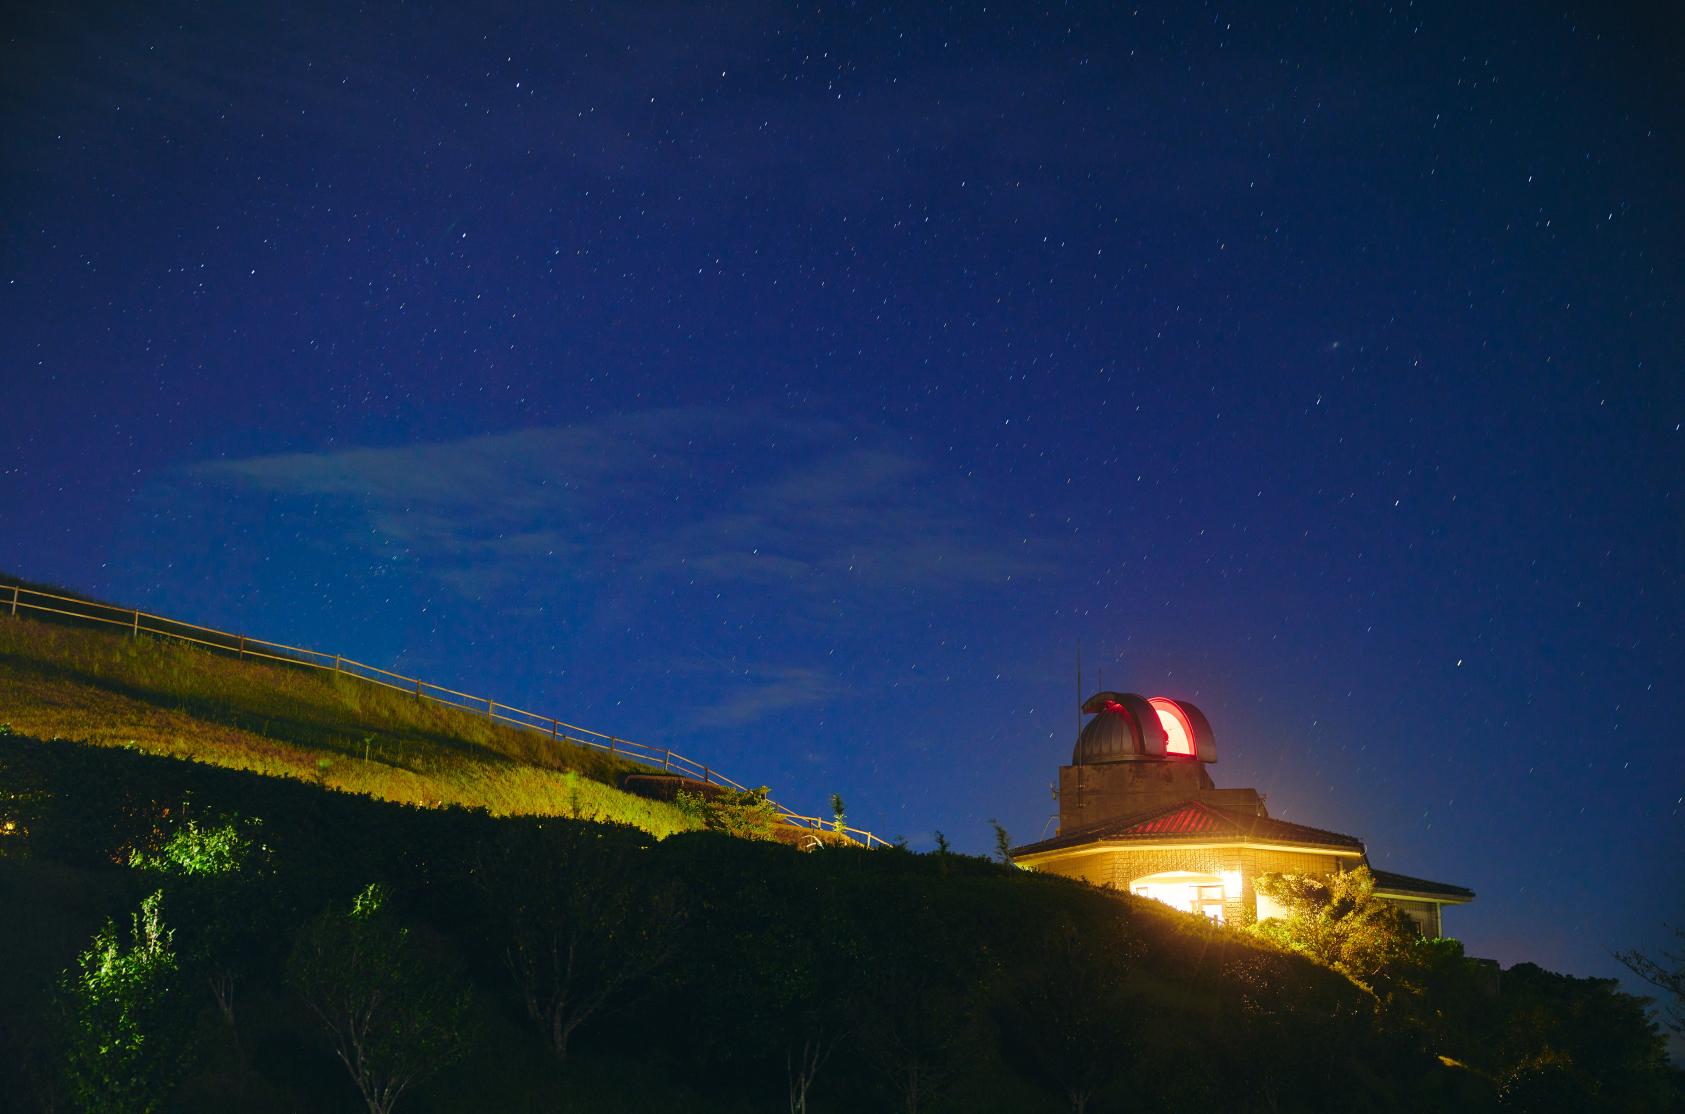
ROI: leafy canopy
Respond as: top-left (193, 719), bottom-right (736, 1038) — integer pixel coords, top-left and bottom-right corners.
top-left (287, 882), bottom-right (475, 1114)
top-left (130, 815), bottom-right (262, 878)
top-left (1250, 866), bottom-right (1418, 988)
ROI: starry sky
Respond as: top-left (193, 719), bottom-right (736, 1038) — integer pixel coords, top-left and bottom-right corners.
top-left (3, 2), bottom-right (1681, 1002)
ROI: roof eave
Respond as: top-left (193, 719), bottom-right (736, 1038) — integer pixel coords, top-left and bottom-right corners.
top-left (1012, 835), bottom-right (1367, 863)
top-left (1374, 887), bottom-right (1476, 904)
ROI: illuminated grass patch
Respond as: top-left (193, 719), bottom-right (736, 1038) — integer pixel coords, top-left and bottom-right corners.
top-left (0, 618), bottom-right (695, 837)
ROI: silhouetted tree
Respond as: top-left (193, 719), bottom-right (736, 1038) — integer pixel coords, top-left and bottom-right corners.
top-left (1617, 927), bottom-right (1685, 1037)
top-left (989, 819), bottom-right (1012, 865)
top-left (477, 819), bottom-right (684, 1061)
top-left (287, 883), bottom-right (474, 1114)
top-left (1483, 962), bottom-right (1673, 1114)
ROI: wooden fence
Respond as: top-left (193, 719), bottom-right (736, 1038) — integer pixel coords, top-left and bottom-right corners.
top-left (2, 583), bottom-right (888, 848)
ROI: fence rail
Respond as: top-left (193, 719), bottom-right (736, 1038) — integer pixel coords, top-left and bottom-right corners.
top-left (1, 583), bottom-right (888, 848)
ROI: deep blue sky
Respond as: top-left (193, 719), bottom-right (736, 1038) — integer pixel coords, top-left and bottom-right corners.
top-left (3, 1), bottom-right (1680, 1002)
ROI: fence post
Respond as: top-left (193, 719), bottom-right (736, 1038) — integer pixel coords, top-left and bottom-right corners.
top-left (12, 586), bottom-right (847, 848)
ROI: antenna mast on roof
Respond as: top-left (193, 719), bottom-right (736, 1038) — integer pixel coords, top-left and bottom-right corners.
top-left (1075, 639), bottom-right (1083, 744)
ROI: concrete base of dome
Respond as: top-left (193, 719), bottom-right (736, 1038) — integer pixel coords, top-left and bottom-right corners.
top-left (1058, 759), bottom-right (1267, 833)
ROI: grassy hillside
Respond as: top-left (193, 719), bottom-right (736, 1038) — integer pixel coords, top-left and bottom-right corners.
top-left (0, 733), bottom-right (1504, 1114)
top-left (2, 588), bottom-right (1675, 1112)
top-left (0, 613), bottom-right (696, 837)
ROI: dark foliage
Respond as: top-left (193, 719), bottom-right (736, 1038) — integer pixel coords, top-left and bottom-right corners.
top-left (2, 732), bottom-right (1680, 1114)
top-left (288, 882), bottom-right (476, 1114)
top-left (996, 915), bottom-right (1140, 1114)
top-left (473, 816), bottom-right (684, 1060)
top-left (1619, 928), bottom-right (1685, 1038)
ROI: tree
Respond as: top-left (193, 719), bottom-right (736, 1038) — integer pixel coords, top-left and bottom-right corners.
top-left (1250, 867), bottom-right (1417, 990)
top-left (1616, 927), bottom-right (1685, 1038)
top-left (989, 818), bottom-right (1012, 865)
top-left (830, 793), bottom-right (847, 835)
top-left (1483, 962), bottom-right (1674, 1114)
top-left (130, 814), bottom-right (272, 1049)
top-left (61, 890), bottom-right (192, 1114)
top-left (287, 882), bottom-right (474, 1114)
top-left (476, 819), bottom-right (684, 1061)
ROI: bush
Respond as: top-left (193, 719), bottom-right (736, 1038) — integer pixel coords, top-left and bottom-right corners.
top-left (61, 890), bottom-right (192, 1114)
top-left (674, 784), bottom-right (782, 840)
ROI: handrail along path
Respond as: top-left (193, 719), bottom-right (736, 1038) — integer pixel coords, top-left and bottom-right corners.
top-left (1, 583), bottom-right (888, 848)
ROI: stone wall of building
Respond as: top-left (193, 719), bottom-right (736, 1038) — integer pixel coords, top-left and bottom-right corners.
top-left (1057, 760), bottom-right (1214, 830)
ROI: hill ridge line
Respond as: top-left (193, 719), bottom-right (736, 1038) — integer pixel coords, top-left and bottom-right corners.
top-left (0, 579), bottom-right (884, 847)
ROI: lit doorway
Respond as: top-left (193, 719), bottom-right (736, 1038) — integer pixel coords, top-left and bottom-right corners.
top-left (1129, 871), bottom-right (1231, 922)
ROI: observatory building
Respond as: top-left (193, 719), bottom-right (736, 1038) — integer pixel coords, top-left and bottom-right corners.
top-left (1008, 692), bottom-right (1473, 936)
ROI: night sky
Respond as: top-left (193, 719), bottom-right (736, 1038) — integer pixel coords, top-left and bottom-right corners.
top-left (3, 2), bottom-right (1681, 1005)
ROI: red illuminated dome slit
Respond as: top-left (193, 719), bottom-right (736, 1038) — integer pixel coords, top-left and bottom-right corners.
top-left (1148, 697), bottom-right (1197, 757)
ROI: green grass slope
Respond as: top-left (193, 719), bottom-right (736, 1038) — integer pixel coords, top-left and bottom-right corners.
top-left (0, 612), bottom-right (695, 837)
top-left (1, 733), bottom-right (1502, 1114)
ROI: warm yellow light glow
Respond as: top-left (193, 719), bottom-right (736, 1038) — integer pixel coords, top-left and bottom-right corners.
top-left (1148, 697), bottom-right (1196, 756)
top-left (1220, 869), bottom-right (1242, 900)
top-left (1256, 892), bottom-right (1290, 922)
top-left (1130, 871), bottom-right (1227, 922)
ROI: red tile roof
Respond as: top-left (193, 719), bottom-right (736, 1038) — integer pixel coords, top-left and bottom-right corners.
top-left (1011, 798), bottom-right (1365, 857)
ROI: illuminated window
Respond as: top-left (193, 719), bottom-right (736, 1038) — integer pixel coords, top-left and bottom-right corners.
top-left (1130, 871), bottom-right (1228, 922)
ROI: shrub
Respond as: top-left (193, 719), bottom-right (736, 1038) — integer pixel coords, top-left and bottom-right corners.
top-left (674, 785), bottom-right (782, 840)
top-left (61, 890), bottom-right (192, 1114)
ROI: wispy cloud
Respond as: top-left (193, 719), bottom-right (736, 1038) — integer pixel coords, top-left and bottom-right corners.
top-left (190, 406), bottom-right (1044, 601)
top-left (643, 441), bottom-right (1051, 597)
top-left (175, 406), bottom-right (1048, 723)
top-left (687, 665), bottom-right (841, 729)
